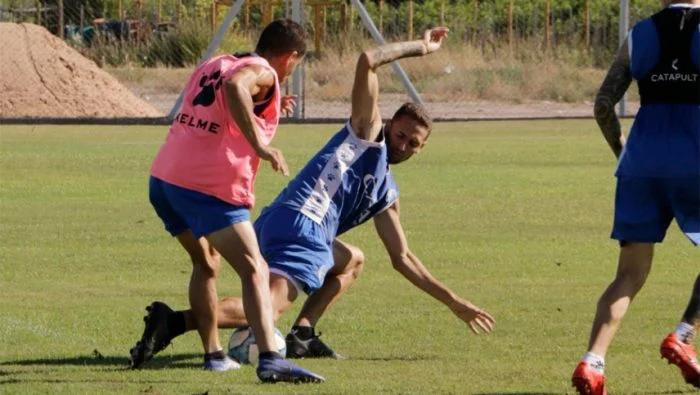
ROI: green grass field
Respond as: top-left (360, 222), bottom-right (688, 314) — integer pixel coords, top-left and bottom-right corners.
top-left (1, 121), bottom-right (697, 394)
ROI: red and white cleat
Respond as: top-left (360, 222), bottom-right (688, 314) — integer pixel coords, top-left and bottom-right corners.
top-left (660, 333), bottom-right (700, 388)
top-left (572, 361), bottom-right (607, 395)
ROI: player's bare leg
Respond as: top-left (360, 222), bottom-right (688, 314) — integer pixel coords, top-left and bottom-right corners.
top-left (587, 242), bottom-right (654, 357)
top-left (286, 239), bottom-right (365, 359)
top-left (205, 222), bottom-right (278, 353)
top-left (206, 223), bottom-right (324, 382)
top-left (661, 274), bottom-right (700, 388)
top-left (180, 273), bottom-right (298, 329)
top-left (294, 240), bottom-right (364, 327)
top-left (681, 275), bottom-right (700, 328)
top-left (573, 242), bottom-right (653, 394)
top-left (217, 274), bottom-right (298, 326)
top-left (130, 230), bottom-right (226, 369)
top-left (179, 231), bottom-right (222, 354)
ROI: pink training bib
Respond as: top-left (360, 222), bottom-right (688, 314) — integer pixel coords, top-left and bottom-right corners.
top-left (151, 54), bottom-right (281, 208)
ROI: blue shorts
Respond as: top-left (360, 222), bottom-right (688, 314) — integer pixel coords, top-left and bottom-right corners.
top-left (611, 176), bottom-right (700, 245)
top-left (254, 206), bottom-right (333, 295)
top-left (149, 176), bottom-right (250, 238)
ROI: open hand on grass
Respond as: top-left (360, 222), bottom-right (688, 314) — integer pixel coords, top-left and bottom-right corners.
top-left (448, 298), bottom-right (495, 334)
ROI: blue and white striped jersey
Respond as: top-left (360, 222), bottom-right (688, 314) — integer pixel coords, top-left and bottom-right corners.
top-left (265, 123), bottom-right (399, 240)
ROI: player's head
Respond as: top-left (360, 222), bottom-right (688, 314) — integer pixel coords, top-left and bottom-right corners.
top-left (256, 19), bottom-right (307, 82)
top-left (384, 102), bottom-right (432, 165)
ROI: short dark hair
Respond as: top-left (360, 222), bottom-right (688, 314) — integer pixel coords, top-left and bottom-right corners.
top-left (391, 102), bottom-right (433, 133)
top-left (255, 19), bottom-right (307, 57)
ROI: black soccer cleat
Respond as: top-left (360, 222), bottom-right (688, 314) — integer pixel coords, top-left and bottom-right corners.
top-left (285, 329), bottom-right (342, 359)
top-left (128, 301), bottom-right (174, 369)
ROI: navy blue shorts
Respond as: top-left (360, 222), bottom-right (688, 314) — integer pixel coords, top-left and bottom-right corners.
top-left (611, 176), bottom-right (700, 245)
top-left (254, 206), bottom-right (333, 295)
top-left (149, 176), bottom-right (250, 238)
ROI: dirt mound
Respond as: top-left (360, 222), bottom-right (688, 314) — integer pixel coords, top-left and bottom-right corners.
top-left (0, 23), bottom-right (161, 118)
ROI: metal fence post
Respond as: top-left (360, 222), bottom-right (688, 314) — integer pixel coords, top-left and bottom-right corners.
top-left (291, 0), bottom-right (303, 120)
top-left (618, 0), bottom-right (629, 117)
top-left (58, 0), bottom-right (63, 38)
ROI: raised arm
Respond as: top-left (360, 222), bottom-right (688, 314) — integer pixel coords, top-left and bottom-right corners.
top-left (225, 65), bottom-right (288, 175)
top-left (373, 201), bottom-right (495, 334)
top-left (351, 27), bottom-right (449, 141)
top-left (594, 38), bottom-right (633, 159)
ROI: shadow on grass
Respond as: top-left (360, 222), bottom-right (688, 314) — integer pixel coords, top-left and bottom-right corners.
top-left (0, 353), bottom-right (201, 370)
top-left (474, 393), bottom-right (561, 395)
top-left (475, 391), bottom-right (689, 395)
top-left (349, 355), bottom-right (438, 362)
top-left (0, 377), bottom-right (191, 385)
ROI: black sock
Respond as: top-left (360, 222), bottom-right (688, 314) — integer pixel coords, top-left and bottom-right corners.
top-left (682, 274), bottom-right (700, 325)
top-left (167, 311), bottom-right (187, 338)
top-left (204, 349), bottom-right (226, 361)
top-left (291, 325), bottom-right (315, 340)
top-left (259, 351), bottom-right (283, 360)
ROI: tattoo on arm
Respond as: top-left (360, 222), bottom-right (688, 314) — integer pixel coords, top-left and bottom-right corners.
top-left (366, 41), bottom-right (426, 70)
top-left (351, 41), bottom-right (425, 139)
top-left (594, 39), bottom-right (633, 158)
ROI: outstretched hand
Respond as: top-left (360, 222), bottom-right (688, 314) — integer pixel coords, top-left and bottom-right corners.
top-left (423, 27), bottom-right (449, 54)
top-left (448, 298), bottom-right (495, 334)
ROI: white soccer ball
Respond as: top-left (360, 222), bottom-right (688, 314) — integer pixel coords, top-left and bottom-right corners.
top-left (228, 327), bottom-right (286, 365)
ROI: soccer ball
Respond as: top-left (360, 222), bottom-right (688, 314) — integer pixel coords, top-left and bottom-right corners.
top-left (228, 327), bottom-right (286, 365)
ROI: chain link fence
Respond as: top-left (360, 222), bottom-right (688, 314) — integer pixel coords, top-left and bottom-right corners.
top-left (1, 0), bottom-right (657, 120)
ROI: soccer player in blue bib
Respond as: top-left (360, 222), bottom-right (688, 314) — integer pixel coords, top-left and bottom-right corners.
top-left (134, 26), bottom-right (495, 363)
top-left (572, 2), bottom-right (700, 394)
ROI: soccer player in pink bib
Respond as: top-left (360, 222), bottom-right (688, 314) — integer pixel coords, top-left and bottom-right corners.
top-left (129, 19), bottom-right (323, 383)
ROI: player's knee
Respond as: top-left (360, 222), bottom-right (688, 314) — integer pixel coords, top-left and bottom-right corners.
top-left (351, 261), bottom-right (364, 280)
top-left (208, 252), bottom-right (222, 276)
top-left (615, 244), bottom-right (652, 288)
top-left (348, 248), bottom-right (365, 279)
top-left (614, 264), bottom-right (648, 292)
top-left (235, 255), bottom-right (268, 282)
top-left (192, 257), bottom-right (219, 278)
top-left (339, 245), bottom-right (364, 279)
top-left (209, 257), bottom-right (221, 277)
top-left (209, 248), bottom-right (221, 263)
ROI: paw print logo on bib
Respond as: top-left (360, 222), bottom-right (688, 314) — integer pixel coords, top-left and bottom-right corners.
top-left (192, 70), bottom-right (223, 107)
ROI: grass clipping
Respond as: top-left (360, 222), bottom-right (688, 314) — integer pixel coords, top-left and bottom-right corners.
top-left (0, 23), bottom-right (161, 118)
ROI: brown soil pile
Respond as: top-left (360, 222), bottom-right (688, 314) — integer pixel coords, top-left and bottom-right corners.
top-left (0, 23), bottom-right (161, 118)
